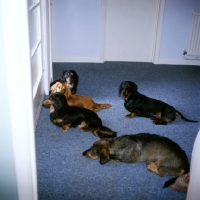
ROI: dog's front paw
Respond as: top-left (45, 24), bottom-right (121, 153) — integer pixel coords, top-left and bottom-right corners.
top-left (126, 113), bottom-right (135, 118)
top-left (62, 125), bottom-right (70, 132)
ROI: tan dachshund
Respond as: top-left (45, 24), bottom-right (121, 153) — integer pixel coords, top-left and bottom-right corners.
top-left (50, 81), bottom-right (111, 112)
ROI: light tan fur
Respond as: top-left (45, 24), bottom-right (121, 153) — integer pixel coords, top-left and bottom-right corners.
top-left (50, 82), bottom-right (111, 112)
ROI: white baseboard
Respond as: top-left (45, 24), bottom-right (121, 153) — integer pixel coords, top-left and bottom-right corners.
top-left (158, 58), bottom-right (200, 66)
top-left (53, 56), bottom-right (200, 65)
top-left (53, 56), bottom-right (104, 63)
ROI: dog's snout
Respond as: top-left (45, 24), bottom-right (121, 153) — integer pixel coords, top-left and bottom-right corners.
top-left (82, 149), bottom-right (91, 158)
top-left (82, 150), bottom-right (87, 156)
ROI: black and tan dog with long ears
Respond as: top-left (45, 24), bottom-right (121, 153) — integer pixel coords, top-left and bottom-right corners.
top-left (59, 70), bottom-right (79, 94)
top-left (43, 92), bottom-right (116, 138)
top-left (51, 70), bottom-right (79, 94)
top-left (119, 81), bottom-right (198, 125)
top-left (83, 133), bottom-right (190, 189)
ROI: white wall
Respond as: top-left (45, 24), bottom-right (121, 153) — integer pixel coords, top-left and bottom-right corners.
top-left (52, 0), bottom-right (102, 62)
top-left (52, 0), bottom-right (200, 65)
top-left (159, 0), bottom-right (200, 64)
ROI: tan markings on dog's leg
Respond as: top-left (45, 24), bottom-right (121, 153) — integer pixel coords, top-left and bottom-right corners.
top-left (146, 162), bottom-right (159, 175)
top-left (79, 121), bottom-right (89, 131)
top-left (150, 112), bottom-right (161, 120)
top-left (164, 118), bottom-right (174, 123)
top-left (62, 124), bottom-right (70, 132)
top-left (126, 113), bottom-right (136, 118)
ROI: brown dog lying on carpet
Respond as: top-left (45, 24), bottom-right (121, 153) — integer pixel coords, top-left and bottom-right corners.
top-left (119, 81), bottom-right (198, 125)
top-left (50, 81), bottom-right (111, 112)
top-left (43, 92), bottom-right (116, 138)
top-left (83, 133), bottom-right (190, 189)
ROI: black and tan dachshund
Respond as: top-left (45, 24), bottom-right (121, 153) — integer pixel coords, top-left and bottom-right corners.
top-left (59, 70), bottom-right (79, 94)
top-left (43, 92), bottom-right (116, 138)
top-left (119, 81), bottom-right (198, 125)
top-left (83, 133), bottom-right (190, 189)
top-left (51, 70), bottom-right (79, 94)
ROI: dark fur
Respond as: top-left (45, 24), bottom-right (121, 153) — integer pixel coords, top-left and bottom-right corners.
top-left (119, 81), bottom-right (198, 125)
top-left (51, 70), bottom-right (79, 94)
top-left (42, 92), bottom-right (116, 138)
top-left (83, 133), bottom-right (190, 188)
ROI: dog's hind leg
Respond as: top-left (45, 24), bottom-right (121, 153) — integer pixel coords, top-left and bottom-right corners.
top-left (152, 119), bottom-right (167, 125)
top-left (146, 159), bottom-right (170, 176)
top-left (146, 162), bottom-right (160, 175)
top-left (150, 113), bottom-right (168, 125)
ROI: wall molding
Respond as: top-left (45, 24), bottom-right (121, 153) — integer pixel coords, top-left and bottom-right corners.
top-left (53, 56), bottom-right (103, 63)
top-left (158, 58), bottom-right (200, 66)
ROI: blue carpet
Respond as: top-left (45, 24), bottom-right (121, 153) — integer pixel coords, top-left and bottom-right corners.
top-left (36, 62), bottom-right (200, 200)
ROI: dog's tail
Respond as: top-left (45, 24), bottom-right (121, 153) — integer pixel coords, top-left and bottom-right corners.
top-left (94, 103), bottom-right (112, 112)
top-left (92, 126), bottom-right (117, 138)
top-left (175, 110), bottom-right (198, 123)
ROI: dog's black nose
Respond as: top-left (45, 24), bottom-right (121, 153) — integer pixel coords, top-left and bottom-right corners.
top-left (82, 151), bottom-right (86, 156)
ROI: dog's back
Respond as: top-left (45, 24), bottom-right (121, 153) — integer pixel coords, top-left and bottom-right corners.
top-left (91, 133), bottom-right (189, 176)
top-left (45, 92), bottom-right (116, 138)
top-left (109, 134), bottom-right (188, 166)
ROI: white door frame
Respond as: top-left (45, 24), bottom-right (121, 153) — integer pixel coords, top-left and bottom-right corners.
top-left (0, 1), bottom-right (52, 200)
top-left (0, 0), bottom-right (38, 199)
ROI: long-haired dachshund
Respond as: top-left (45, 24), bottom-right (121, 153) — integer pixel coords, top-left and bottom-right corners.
top-left (49, 81), bottom-right (111, 112)
top-left (43, 92), bottom-right (116, 138)
top-left (119, 81), bottom-right (198, 125)
top-left (52, 70), bottom-right (79, 94)
top-left (83, 133), bottom-right (190, 189)
top-left (59, 70), bottom-right (79, 94)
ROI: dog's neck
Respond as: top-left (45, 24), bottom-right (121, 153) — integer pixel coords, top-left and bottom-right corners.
top-left (125, 92), bottom-right (138, 100)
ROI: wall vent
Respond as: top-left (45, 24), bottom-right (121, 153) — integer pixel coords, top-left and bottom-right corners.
top-left (187, 12), bottom-right (200, 56)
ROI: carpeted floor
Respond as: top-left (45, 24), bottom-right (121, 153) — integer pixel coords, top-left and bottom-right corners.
top-left (36, 62), bottom-right (200, 200)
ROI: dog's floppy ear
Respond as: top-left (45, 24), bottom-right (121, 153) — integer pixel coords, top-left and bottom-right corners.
top-left (61, 85), bottom-right (66, 94)
top-left (99, 148), bottom-right (110, 165)
top-left (118, 82), bottom-right (124, 97)
top-left (129, 81), bottom-right (138, 94)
